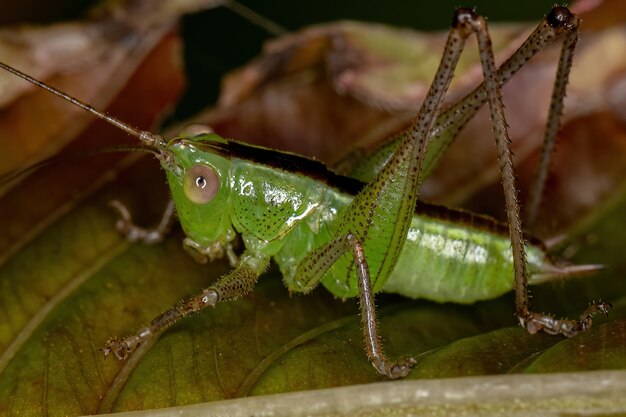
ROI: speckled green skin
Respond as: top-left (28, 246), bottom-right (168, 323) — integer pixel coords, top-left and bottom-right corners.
top-left (163, 133), bottom-right (549, 303)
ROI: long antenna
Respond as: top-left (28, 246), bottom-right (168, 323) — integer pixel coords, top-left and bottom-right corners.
top-left (223, 0), bottom-right (289, 36)
top-left (0, 144), bottom-right (159, 185)
top-left (0, 61), bottom-right (165, 149)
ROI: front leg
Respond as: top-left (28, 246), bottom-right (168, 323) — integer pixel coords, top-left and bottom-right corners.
top-left (103, 253), bottom-right (264, 360)
top-left (109, 199), bottom-right (176, 244)
top-left (293, 233), bottom-right (415, 379)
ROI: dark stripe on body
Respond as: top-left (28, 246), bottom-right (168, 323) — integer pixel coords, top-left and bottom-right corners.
top-left (183, 137), bottom-right (543, 248)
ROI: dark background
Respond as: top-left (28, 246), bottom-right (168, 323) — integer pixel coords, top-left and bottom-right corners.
top-left (0, 0), bottom-right (560, 120)
top-left (0, 1), bottom-right (565, 27)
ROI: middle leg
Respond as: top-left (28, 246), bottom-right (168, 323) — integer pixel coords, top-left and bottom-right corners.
top-left (293, 233), bottom-right (415, 379)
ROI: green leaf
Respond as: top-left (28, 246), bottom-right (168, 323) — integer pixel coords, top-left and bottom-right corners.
top-left (2, 152), bottom-right (625, 414)
top-left (1, 1), bottom-right (626, 415)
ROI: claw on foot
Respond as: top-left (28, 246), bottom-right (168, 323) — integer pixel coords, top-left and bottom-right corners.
top-left (109, 200), bottom-right (136, 239)
top-left (522, 300), bottom-right (612, 337)
top-left (101, 338), bottom-right (131, 360)
top-left (385, 357), bottom-right (417, 379)
top-left (101, 329), bottom-right (149, 360)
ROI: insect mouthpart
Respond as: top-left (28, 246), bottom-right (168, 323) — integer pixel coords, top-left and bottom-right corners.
top-left (154, 146), bottom-right (183, 177)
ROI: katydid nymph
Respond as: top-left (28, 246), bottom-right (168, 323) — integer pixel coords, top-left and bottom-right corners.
top-left (0, 6), bottom-right (611, 379)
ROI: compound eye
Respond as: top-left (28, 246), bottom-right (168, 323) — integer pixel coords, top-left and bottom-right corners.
top-left (183, 164), bottom-right (219, 204)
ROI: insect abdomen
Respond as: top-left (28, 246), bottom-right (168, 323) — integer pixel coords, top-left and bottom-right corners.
top-left (383, 214), bottom-right (547, 303)
top-left (274, 183), bottom-right (552, 303)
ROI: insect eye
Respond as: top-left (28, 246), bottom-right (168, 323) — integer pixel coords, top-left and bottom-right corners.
top-left (183, 164), bottom-right (219, 204)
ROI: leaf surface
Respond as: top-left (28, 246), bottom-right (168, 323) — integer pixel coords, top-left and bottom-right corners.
top-left (1, 1), bottom-right (626, 415)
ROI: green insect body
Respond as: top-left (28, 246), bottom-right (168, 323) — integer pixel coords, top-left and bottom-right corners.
top-left (166, 133), bottom-right (550, 303)
top-left (386, 215), bottom-right (549, 303)
top-left (0, 5), bottom-right (610, 379)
